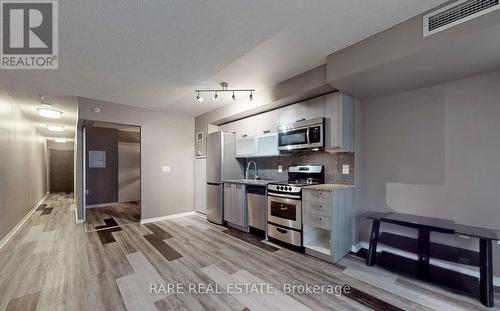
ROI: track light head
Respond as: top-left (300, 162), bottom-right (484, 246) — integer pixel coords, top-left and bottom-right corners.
top-left (232, 92), bottom-right (236, 101)
top-left (196, 91), bottom-right (204, 102)
top-left (249, 91), bottom-right (253, 101)
top-left (213, 92), bottom-right (218, 102)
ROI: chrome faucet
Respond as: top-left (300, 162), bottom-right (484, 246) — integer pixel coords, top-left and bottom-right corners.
top-left (245, 161), bottom-right (258, 180)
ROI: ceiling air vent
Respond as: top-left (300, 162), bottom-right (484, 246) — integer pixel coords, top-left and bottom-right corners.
top-left (423, 0), bottom-right (500, 37)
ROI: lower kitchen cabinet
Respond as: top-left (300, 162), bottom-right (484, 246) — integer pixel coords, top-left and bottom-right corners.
top-left (223, 183), bottom-right (247, 231)
top-left (302, 188), bottom-right (353, 263)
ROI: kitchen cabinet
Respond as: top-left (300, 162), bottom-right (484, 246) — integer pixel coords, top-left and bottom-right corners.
top-left (324, 92), bottom-right (354, 152)
top-left (257, 109), bottom-right (280, 134)
top-left (220, 91), bottom-right (354, 153)
top-left (278, 103), bottom-right (303, 125)
top-left (223, 183), bottom-right (247, 231)
top-left (279, 97), bottom-right (325, 125)
top-left (236, 133), bottom-right (278, 158)
top-left (236, 136), bottom-right (258, 157)
top-left (302, 187), bottom-right (353, 263)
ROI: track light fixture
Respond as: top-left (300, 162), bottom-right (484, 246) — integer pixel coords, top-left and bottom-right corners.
top-left (196, 91), bottom-right (203, 102)
top-left (195, 82), bottom-right (255, 103)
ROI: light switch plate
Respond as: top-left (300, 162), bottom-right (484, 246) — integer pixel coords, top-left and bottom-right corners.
top-left (162, 166), bottom-right (171, 173)
top-left (278, 165), bottom-right (283, 173)
top-left (342, 165), bottom-right (350, 175)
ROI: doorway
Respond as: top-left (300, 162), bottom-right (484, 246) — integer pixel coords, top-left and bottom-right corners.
top-left (49, 149), bottom-right (74, 193)
top-left (83, 120), bottom-right (141, 231)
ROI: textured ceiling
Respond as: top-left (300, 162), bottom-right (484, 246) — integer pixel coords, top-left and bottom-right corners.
top-left (0, 0), bottom-right (448, 116)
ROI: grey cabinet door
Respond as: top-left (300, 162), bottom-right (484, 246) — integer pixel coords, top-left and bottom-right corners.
top-left (223, 183), bottom-right (233, 222)
top-left (233, 184), bottom-right (246, 227)
top-left (304, 96), bottom-right (325, 120)
top-left (324, 92), bottom-right (353, 151)
top-left (257, 109), bottom-right (280, 134)
top-left (279, 103), bottom-right (304, 125)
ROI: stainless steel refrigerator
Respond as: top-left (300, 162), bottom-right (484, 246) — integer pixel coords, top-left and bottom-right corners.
top-left (206, 131), bottom-right (243, 224)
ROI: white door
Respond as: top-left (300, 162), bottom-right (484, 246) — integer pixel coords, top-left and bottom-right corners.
top-left (195, 157), bottom-right (207, 214)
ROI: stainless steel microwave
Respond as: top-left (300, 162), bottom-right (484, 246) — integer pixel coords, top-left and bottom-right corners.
top-left (277, 118), bottom-right (324, 151)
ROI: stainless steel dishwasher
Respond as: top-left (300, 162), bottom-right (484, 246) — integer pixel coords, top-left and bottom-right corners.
top-left (246, 185), bottom-right (267, 231)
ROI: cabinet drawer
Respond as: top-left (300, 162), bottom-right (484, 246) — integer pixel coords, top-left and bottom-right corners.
top-left (303, 201), bottom-right (331, 217)
top-left (303, 213), bottom-right (331, 231)
top-left (303, 190), bottom-right (331, 204)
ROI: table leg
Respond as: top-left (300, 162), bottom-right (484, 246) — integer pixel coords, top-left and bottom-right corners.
top-left (417, 229), bottom-right (430, 281)
top-left (367, 220), bottom-right (381, 266)
top-left (479, 238), bottom-right (494, 307)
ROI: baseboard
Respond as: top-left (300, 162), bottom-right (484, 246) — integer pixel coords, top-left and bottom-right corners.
top-left (140, 211), bottom-right (195, 224)
top-left (85, 202), bottom-right (119, 208)
top-left (0, 193), bottom-right (48, 249)
top-left (352, 241), bottom-right (500, 287)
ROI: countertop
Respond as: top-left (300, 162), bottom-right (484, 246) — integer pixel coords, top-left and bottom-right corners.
top-left (223, 179), bottom-right (277, 186)
top-left (303, 184), bottom-right (355, 191)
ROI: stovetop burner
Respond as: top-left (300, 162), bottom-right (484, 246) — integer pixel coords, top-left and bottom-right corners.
top-left (272, 179), bottom-right (322, 187)
top-left (267, 165), bottom-right (324, 195)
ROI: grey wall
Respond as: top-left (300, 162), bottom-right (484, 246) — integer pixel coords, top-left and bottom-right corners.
top-left (85, 127), bottom-right (119, 205)
top-left (195, 65), bottom-right (335, 156)
top-left (77, 97), bottom-right (194, 220)
top-left (359, 71), bottom-right (500, 277)
top-left (0, 86), bottom-right (48, 241)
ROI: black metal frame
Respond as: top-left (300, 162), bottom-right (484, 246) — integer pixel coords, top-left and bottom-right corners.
top-left (365, 213), bottom-right (497, 308)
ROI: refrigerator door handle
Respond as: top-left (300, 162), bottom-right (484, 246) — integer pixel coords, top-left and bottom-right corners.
top-left (207, 182), bottom-right (221, 186)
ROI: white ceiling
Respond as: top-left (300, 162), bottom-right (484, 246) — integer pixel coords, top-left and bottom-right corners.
top-left (0, 0), bottom-right (447, 117)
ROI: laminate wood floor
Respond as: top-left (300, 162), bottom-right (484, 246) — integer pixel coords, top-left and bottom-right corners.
top-left (85, 202), bottom-right (141, 232)
top-left (0, 194), bottom-right (498, 311)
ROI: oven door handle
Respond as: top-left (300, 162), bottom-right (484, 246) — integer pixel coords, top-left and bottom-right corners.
top-left (268, 193), bottom-right (301, 200)
top-left (306, 127), bottom-right (310, 144)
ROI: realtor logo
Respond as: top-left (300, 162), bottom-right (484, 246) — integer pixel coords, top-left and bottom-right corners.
top-left (1, 0), bottom-right (58, 69)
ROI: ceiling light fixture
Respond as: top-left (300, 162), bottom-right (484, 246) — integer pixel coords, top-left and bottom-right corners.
top-left (54, 137), bottom-right (66, 143)
top-left (196, 91), bottom-right (204, 102)
top-left (37, 108), bottom-right (63, 119)
top-left (195, 82), bottom-right (254, 103)
top-left (47, 124), bottom-right (64, 132)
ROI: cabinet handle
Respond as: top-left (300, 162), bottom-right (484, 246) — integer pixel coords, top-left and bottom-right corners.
top-left (296, 118), bottom-right (306, 122)
top-left (276, 228), bottom-right (288, 234)
top-left (242, 134), bottom-right (247, 138)
top-left (262, 130), bottom-right (271, 134)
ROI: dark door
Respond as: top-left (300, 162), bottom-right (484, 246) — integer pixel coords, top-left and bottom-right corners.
top-left (49, 149), bottom-right (74, 193)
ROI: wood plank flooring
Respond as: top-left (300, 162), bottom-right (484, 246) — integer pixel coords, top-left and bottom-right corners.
top-left (0, 193), bottom-right (498, 311)
top-left (85, 202), bottom-right (141, 232)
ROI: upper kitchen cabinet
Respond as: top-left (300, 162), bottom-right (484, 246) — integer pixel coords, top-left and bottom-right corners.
top-left (279, 97), bottom-right (325, 125)
top-left (256, 109), bottom-right (280, 134)
top-left (324, 92), bottom-right (354, 152)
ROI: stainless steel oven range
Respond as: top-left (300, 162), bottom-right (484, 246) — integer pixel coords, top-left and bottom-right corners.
top-left (267, 165), bottom-right (324, 248)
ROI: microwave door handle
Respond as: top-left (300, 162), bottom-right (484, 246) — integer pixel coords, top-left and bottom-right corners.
top-left (306, 127), bottom-right (310, 144)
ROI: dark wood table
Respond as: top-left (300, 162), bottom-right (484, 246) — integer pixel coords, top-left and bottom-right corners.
top-left (363, 211), bottom-right (500, 308)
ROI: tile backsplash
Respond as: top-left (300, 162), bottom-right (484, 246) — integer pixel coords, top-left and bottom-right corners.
top-left (246, 151), bottom-right (354, 185)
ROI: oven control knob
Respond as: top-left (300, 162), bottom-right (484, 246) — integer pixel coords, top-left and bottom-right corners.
top-left (278, 186), bottom-right (282, 191)
top-left (288, 187), bottom-right (292, 191)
